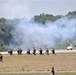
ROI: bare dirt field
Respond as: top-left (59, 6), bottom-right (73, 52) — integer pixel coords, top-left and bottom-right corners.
top-left (0, 50), bottom-right (76, 75)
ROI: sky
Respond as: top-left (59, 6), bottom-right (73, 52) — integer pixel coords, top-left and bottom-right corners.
top-left (0, 0), bottom-right (76, 19)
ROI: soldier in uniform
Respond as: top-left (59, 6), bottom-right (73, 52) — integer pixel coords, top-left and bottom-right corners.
top-left (27, 49), bottom-right (31, 55)
top-left (39, 48), bottom-right (43, 55)
top-left (52, 48), bottom-right (55, 55)
top-left (0, 54), bottom-right (3, 62)
top-left (51, 67), bottom-right (55, 75)
top-left (45, 48), bottom-right (49, 55)
top-left (8, 50), bottom-right (13, 55)
top-left (17, 48), bottom-right (20, 55)
top-left (19, 48), bottom-right (23, 55)
top-left (17, 48), bottom-right (23, 55)
top-left (33, 47), bottom-right (36, 55)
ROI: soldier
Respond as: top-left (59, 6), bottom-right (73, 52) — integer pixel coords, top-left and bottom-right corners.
top-left (46, 48), bottom-right (49, 55)
top-left (39, 48), bottom-right (43, 55)
top-left (27, 49), bottom-right (31, 55)
top-left (51, 67), bottom-right (55, 75)
top-left (0, 54), bottom-right (3, 62)
top-left (19, 48), bottom-right (23, 55)
top-left (52, 48), bottom-right (55, 55)
top-left (8, 50), bottom-right (13, 55)
top-left (17, 48), bottom-right (20, 55)
top-left (33, 47), bottom-right (36, 55)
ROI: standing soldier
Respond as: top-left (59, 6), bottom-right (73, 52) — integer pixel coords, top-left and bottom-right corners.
top-left (17, 48), bottom-right (23, 55)
top-left (0, 54), bottom-right (3, 62)
top-left (33, 47), bottom-right (36, 55)
top-left (51, 67), bottom-right (55, 75)
top-left (52, 48), bottom-right (55, 55)
top-left (39, 48), bottom-right (43, 55)
top-left (20, 48), bottom-right (23, 55)
top-left (17, 48), bottom-right (20, 55)
top-left (46, 48), bottom-right (49, 55)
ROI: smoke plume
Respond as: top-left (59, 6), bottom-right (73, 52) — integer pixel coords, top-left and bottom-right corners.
top-left (11, 17), bottom-right (76, 50)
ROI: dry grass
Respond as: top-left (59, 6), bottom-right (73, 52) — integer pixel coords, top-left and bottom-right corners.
top-left (0, 54), bottom-right (76, 72)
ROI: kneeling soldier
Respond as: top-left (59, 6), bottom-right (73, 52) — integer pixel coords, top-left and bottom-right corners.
top-left (8, 50), bottom-right (13, 55)
top-left (27, 49), bottom-right (31, 55)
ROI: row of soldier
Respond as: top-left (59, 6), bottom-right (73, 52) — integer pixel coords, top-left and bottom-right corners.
top-left (8, 47), bottom-right (55, 55)
top-left (0, 48), bottom-right (55, 62)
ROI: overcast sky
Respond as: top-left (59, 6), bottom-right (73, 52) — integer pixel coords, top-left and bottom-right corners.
top-left (0, 0), bottom-right (76, 19)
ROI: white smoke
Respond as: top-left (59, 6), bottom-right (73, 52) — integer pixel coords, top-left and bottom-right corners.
top-left (11, 17), bottom-right (76, 50)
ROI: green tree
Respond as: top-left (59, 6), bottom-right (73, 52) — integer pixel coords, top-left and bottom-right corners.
top-left (33, 13), bottom-right (62, 24)
top-left (0, 18), bottom-right (14, 45)
top-left (66, 11), bottom-right (76, 18)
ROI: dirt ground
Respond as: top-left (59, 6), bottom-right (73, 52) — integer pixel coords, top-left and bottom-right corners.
top-left (0, 54), bottom-right (76, 72)
top-left (0, 50), bottom-right (76, 74)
